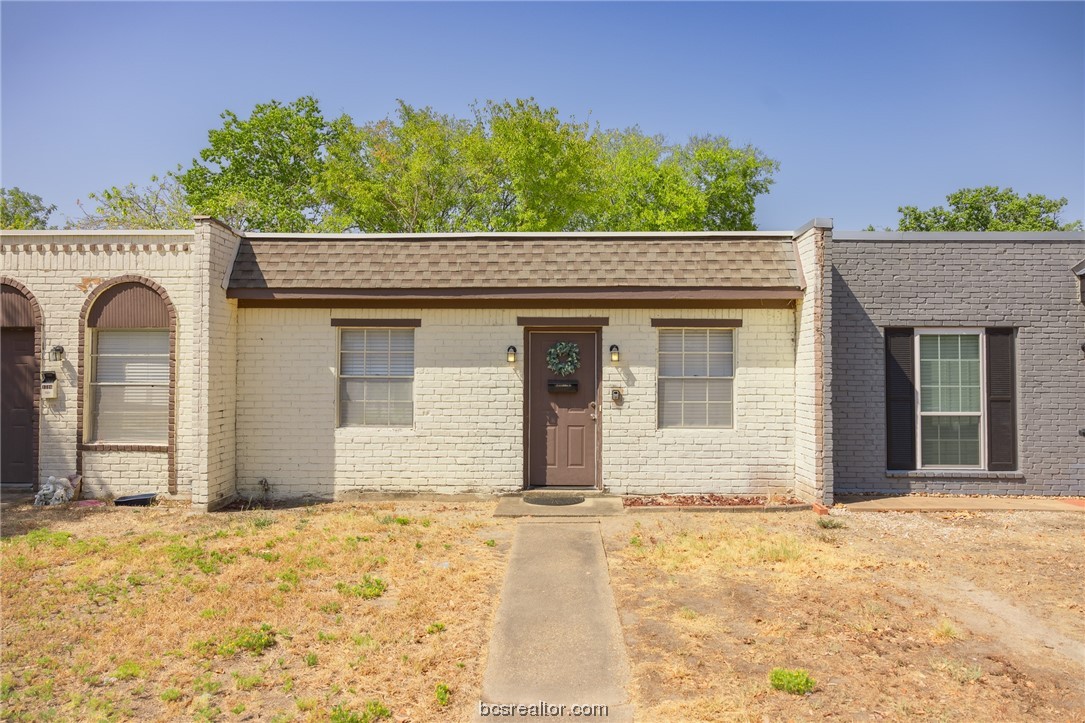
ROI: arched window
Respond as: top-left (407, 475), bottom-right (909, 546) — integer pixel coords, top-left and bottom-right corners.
top-left (85, 282), bottom-right (172, 444)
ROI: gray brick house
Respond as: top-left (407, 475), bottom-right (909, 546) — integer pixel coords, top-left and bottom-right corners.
top-left (829, 227), bottom-right (1085, 497)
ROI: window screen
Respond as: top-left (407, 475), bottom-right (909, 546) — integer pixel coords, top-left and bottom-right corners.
top-left (918, 333), bottom-right (982, 466)
top-left (658, 328), bottom-right (734, 428)
top-left (89, 330), bottom-right (169, 443)
top-left (339, 329), bottom-right (414, 427)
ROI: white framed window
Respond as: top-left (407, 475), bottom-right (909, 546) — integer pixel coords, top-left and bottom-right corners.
top-left (88, 329), bottom-right (169, 443)
top-left (338, 328), bottom-right (414, 427)
top-left (915, 329), bottom-right (984, 468)
top-left (658, 328), bottom-right (734, 428)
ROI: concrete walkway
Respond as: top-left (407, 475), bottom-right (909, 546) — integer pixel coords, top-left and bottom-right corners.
top-left (479, 520), bottom-right (632, 721)
top-left (836, 495), bottom-right (1085, 512)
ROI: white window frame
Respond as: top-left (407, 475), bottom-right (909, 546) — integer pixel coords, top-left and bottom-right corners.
top-left (656, 327), bottom-right (736, 430)
top-left (86, 328), bottom-right (170, 444)
top-left (914, 328), bottom-right (987, 470)
top-left (336, 327), bottom-right (415, 429)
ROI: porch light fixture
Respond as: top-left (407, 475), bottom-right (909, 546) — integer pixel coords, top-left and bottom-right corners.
top-left (507, 346), bottom-right (517, 363)
top-left (48, 345), bottom-right (65, 362)
top-left (610, 344), bottom-right (620, 363)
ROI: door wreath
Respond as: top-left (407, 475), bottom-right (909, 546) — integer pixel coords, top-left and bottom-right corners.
top-left (545, 342), bottom-right (581, 377)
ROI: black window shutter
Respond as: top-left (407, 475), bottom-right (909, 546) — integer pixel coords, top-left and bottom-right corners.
top-left (885, 328), bottom-right (916, 470)
top-left (986, 329), bottom-right (1017, 471)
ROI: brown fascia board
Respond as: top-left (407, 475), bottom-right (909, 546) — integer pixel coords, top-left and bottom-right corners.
top-left (227, 286), bottom-right (804, 302)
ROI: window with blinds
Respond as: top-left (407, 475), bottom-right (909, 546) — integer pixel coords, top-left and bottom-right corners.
top-left (339, 329), bottom-right (414, 427)
top-left (658, 328), bottom-right (734, 428)
top-left (88, 330), bottom-right (170, 443)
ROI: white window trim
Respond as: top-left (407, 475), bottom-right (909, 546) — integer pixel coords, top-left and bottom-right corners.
top-left (656, 327), bottom-right (737, 430)
top-left (913, 328), bottom-right (987, 470)
top-left (336, 327), bottom-right (416, 429)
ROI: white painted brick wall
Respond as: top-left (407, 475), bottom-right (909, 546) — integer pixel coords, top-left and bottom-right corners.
top-left (234, 307), bottom-right (800, 500)
top-left (1, 233), bottom-right (199, 499)
top-left (793, 226), bottom-right (832, 504)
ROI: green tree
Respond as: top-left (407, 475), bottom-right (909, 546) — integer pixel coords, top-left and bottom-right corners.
top-left (68, 168), bottom-right (193, 230)
top-left (896, 186), bottom-right (1082, 231)
top-left (470, 98), bottom-right (604, 232)
top-left (180, 96), bottom-right (331, 232)
top-left (178, 95), bottom-right (778, 233)
top-left (590, 130), bottom-right (778, 231)
top-left (319, 102), bottom-right (483, 233)
top-left (1, 187), bottom-right (56, 229)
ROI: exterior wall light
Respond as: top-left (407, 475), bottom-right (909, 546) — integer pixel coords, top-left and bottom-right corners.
top-left (507, 346), bottom-right (517, 363)
top-left (610, 344), bottom-right (620, 363)
top-left (48, 345), bottom-right (65, 362)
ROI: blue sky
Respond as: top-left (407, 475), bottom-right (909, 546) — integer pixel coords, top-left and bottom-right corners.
top-left (2, 1), bottom-right (1082, 230)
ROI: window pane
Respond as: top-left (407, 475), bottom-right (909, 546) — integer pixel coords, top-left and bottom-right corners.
top-left (708, 330), bottom-right (733, 353)
top-left (922, 416), bottom-right (980, 466)
top-left (683, 379), bottom-right (708, 402)
top-left (659, 353), bottom-right (683, 377)
top-left (660, 403), bottom-right (683, 428)
top-left (959, 335), bottom-right (980, 360)
top-left (683, 330), bottom-right (707, 353)
top-left (365, 352), bottom-right (389, 376)
top-left (95, 354), bottom-right (168, 384)
top-left (389, 352), bottom-right (413, 376)
top-left (340, 330), bottom-right (366, 352)
top-left (707, 379), bottom-right (732, 403)
top-left (659, 330), bottom-right (683, 353)
top-left (707, 402), bottom-right (732, 427)
top-left (939, 335), bottom-right (960, 360)
top-left (96, 330), bottom-right (168, 356)
top-left (920, 385), bottom-right (939, 413)
top-left (683, 354), bottom-right (707, 377)
top-left (388, 380), bottom-right (412, 402)
top-left (340, 352), bottom-right (365, 376)
top-left (709, 353), bottom-right (733, 377)
top-left (919, 335), bottom-right (940, 360)
top-left (659, 379), bottom-right (682, 405)
top-left (658, 329), bottom-right (735, 428)
top-left (365, 330), bottom-right (389, 352)
top-left (338, 329), bottom-right (414, 427)
top-left (91, 385), bottom-right (167, 443)
top-left (682, 402), bottom-right (707, 427)
top-left (389, 330), bottom-right (414, 352)
top-left (388, 403), bottom-right (413, 426)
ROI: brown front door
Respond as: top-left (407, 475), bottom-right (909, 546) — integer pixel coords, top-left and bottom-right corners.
top-left (527, 330), bottom-right (599, 487)
top-left (1, 328), bottom-right (37, 486)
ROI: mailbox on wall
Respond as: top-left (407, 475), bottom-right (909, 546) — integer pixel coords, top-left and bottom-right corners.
top-left (41, 371), bottom-right (59, 400)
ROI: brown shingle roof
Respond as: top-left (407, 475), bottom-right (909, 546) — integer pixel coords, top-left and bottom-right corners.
top-left (228, 234), bottom-right (802, 293)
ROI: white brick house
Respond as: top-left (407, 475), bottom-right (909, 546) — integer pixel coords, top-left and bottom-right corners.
top-left (3, 217), bottom-right (1079, 509)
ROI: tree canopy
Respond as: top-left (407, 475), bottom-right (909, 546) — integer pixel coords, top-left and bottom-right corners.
top-left (179, 97), bottom-right (331, 232)
top-left (181, 96), bottom-right (779, 233)
top-left (1, 187), bottom-right (56, 230)
top-left (68, 168), bottom-right (193, 230)
top-left (895, 186), bottom-right (1082, 232)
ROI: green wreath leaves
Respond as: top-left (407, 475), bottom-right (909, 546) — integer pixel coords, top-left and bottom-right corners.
top-left (546, 342), bottom-right (581, 377)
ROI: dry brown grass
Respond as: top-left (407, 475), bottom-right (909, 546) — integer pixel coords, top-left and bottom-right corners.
top-left (1, 500), bottom-right (512, 721)
top-left (605, 510), bottom-right (1085, 722)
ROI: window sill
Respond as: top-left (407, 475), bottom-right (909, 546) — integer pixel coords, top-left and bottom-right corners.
top-left (80, 443), bottom-right (167, 453)
top-left (886, 470), bottom-right (1024, 479)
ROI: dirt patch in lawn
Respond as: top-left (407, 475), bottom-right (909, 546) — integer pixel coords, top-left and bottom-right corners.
top-left (603, 509), bottom-right (1085, 721)
top-left (1, 499), bottom-right (512, 721)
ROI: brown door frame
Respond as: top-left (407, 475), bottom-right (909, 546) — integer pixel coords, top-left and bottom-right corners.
top-left (522, 326), bottom-right (603, 490)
